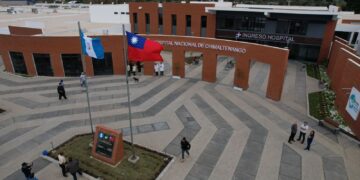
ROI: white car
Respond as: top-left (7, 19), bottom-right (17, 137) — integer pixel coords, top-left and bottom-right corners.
top-left (67, 1), bottom-right (78, 4)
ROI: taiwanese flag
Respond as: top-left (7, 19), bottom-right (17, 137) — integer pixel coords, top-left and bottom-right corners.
top-left (126, 31), bottom-right (163, 62)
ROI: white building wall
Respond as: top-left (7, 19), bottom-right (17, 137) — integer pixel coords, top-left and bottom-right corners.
top-left (89, 4), bottom-right (130, 24)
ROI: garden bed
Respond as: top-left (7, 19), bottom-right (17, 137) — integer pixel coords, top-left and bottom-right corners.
top-left (306, 64), bottom-right (320, 80)
top-left (48, 134), bottom-right (172, 180)
top-left (308, 91), bottom-right (326, 120)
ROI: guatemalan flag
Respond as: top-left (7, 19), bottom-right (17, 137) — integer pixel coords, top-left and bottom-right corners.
top-left (80, 31), bottom-right (104, 59)
top-left (126, 32), bottom-right (163, 62)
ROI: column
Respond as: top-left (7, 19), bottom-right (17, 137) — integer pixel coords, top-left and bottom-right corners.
top-left (172, 49), bottom-right (185, 78)
top-left (50, 53), bottom-right (65, 77)
top-left (202, 52), bottom-right (217, 83)
top-left (233, 56), bottom-right (250, 90)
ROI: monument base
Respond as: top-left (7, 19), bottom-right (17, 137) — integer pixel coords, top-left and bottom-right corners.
top-left (128, 155), bottom-right (140, 164)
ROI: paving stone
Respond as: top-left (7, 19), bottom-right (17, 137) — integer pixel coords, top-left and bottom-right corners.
top-left (0, 126), bottom-right (36, 145)
top-left (186, 163), bottom-right (214, 180)
top-left (138, 124), bottom-right (154, 133)
top-left (323, 156), bottom-right (348, 180)
top-left (152, 122), bottom-right (169, 131)
top-left (0, 148), bottom-right (22, 166)
top-left (121, 126), bottom-right (139, 136)
top-left (4, 157), bottom-right (52, 180)
top-left (279, 144), bottom-right (301, 180)
top-left (233, 170), bottom-right (256, 180)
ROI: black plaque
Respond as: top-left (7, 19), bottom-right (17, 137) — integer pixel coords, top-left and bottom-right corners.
top-left (95, 131), bottom-right (115, 158)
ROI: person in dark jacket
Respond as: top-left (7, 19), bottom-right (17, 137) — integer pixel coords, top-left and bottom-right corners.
top-left (66, 157), bottom-right (82, 180)
top-left (305, 130), bottom-right (315, 151)
top-left (57, 81), bottom-right (67, 100)
top-left (21, 162), bottom-right (38, 180)
top-left (288, 122), bottom-right (298, 144)
top-left (180, 137), bottom-right (191, 161)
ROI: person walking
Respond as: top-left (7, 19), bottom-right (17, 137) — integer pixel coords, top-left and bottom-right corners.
top-left (21, 162), bottom-right (38, 180)
top-left (297, 121), bottom-right (309, 144)
top-left (159, 62), bottom-right (164, 76)
top-left (288, 122), bottom-right (297, 144)
top-left (66, 157), bottom-right (82, 180)
top-left (180, 137), bottom-right (191, 162)
top-left (57, 81), bottom-right (67, 100)
top-left (80, 72), bottom-right (86, 87)
top-left (58, 152), bottom-right (68, 177)
top-left (305, 130), bottom-right (315, 151)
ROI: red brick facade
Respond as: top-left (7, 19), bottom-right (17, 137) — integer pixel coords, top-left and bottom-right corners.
top-left (327, 39), bottom-right (360, 138)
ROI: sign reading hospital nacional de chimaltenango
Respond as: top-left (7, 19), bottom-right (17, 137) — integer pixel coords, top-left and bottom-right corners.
top-left (157, 40), bottom-right (247, 54)
top-left (346, 87), bottom-right (360, 120)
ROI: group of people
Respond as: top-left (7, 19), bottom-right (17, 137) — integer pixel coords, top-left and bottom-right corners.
top-left (127, 62), bottom-right (142, 76)
top-left (21, 153), bottom-right (82, 180)
top-left (154, 62), bottom-right (165, 76)
top-left (58, 152), bottom-right (83, 180)
top-left (288, 121), bottom-right (315, 151)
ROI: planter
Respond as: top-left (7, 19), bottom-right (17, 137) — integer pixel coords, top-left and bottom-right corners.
top-left (324, 117), bottom-right (340, 128)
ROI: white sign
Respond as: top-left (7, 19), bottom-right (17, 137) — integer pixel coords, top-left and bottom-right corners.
top-left (157, 40), bottom-right (246, 54)
top-left (235, 32), bottom-right (294, 42)
top-left (346, 87), bottom-right (360, 120)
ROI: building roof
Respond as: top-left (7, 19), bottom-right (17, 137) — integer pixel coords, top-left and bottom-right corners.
top-left (0, 4), bottom-right (127, 36)
top-left (206, 4), bottom-right (339, 16)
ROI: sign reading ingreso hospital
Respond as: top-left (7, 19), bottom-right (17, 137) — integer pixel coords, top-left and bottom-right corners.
top-left (346, 87), bottom-right (360, 120)
top-left (157, 40), bottom-right (247, 54)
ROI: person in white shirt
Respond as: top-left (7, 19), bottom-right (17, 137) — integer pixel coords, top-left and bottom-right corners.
top-left (154, 63), bottom-right (159, 76)
top-left (159, 62), bottom-right (165, 76)
top-left (132, 64), bottom-right (137, 76)
top-left (58, 152), bottom-right (67, 177)
top-left (297, 121), bottom-right (309, 144)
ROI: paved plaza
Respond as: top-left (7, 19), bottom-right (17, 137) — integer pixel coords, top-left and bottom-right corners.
top-left (0, 56), bottom-right (359, 180)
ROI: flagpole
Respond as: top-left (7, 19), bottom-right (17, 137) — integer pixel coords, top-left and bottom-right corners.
top-left (77, 21), bottom-right (95, 137)
top-left (122, 24), bottom-right (136, 160)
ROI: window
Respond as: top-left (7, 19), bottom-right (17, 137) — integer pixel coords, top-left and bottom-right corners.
top-left (351, 32), bottom-right (358, 45)
top-left (61, 54), bottom-right (83, 76)
top-left (289, 21), bottom-right (307, 35)
top-left (9, 51), bottom-right (27, 75)
top-left (33, 53), bottom-right (53, 76)
top-left (159, 13), bottom-right (163, 25)
top-left (171, 14), bottom-right (177, 35)
top-left (114, 12), bottom-right (118, 15)
top-left (201, 16), bottom-right (207, 37)
top-left (186, 15), bottom-right (191, 36)
top-left (92, 53), bottom-right (113, 75)
top-left (186, 15), bottom-right (191, 27)
top-left (276, 20), bottom-right (290, 34)
top-left (145, 13), bottom-right (150, 24)
top-left (133, 13), bottom-right (138, 23)
top-left (236, 16), bottom-right (265, 32)
top-left (121, 12), bottom-right (125, 15)
top-left (145, 13), bottom-right (150, 34)
top-left (133, 13), bottom-right (138, 33)
top-left (159, 13), bottom-right (163, 34)
top-left (224, 18), bottom-right (234, 29)
top-left (171, 14), bottom-right (177, 26)
top-left (201, 16), bottom-right (207, 28)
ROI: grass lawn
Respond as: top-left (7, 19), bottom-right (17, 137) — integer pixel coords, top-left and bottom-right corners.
top-left (306, 64), bottom-right (320, 80)
top-left (49, 134), bottom-right (171, 180)
top-left (308, 91), bottom-right (325, 120)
